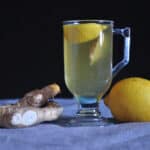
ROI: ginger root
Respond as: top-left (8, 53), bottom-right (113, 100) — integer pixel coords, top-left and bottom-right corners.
top-left (17, 83), bottom-right (61, 107)
top-left (0, 101), bottom-right (63, 128)
top-left (0, 83), bottom-right (63, 128)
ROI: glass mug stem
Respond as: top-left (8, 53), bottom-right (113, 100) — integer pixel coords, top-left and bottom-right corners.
top-left (71, 97), bottom-right (102, 126)
top-left (76, 97), bottom-right (100, 117)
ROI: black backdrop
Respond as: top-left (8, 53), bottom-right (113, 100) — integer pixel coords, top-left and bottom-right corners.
top-left (0, 1), bottom-right (150, 98)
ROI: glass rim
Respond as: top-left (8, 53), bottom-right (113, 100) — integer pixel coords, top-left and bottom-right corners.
top-left (63, 19), bottom-right (114, 25)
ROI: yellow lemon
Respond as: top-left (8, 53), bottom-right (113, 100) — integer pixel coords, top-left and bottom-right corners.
top-left (63, 23), bottom-right (107, 44)
top-left (105, 77), bottom-right (150, 122)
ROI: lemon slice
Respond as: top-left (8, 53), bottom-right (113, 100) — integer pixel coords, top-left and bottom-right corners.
top-left (89, 37), bottom-right (102, 65)
top-left (64, 23), bottom-right (107, 44)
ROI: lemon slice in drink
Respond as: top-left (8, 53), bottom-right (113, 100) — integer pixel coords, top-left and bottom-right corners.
top-left (89, 37), bottom-right (102, 65)
top-left (64, 23), bottom-right (107, 44)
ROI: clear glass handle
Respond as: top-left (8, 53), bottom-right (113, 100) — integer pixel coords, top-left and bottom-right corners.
top-left (113, 27), bottom-right (131, 77)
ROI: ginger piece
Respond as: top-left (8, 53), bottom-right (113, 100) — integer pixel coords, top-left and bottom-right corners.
top-left (17, 83), bottom-right (61, 107)
top-left (0, 101), bottom-right (63, 128)
top-left (0, 83), bottom-right (63, 128)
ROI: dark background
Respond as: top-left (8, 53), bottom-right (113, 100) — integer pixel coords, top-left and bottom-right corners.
top-left (0, 1), bottom-right (149, 98)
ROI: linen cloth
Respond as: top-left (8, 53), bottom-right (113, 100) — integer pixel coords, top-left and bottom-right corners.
top-left (0, 99), bottom-right (150, 150)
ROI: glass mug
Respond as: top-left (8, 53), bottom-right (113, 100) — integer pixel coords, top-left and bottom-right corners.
top-left (63, 20), bottom-right (131, 126)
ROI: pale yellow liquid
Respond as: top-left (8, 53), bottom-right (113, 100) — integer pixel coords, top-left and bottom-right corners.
top-left (64, 24), bottom-right (113, 100)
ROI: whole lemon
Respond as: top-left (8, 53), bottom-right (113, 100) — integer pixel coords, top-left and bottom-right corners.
top-left (105, 77), bottom-right (150, 122)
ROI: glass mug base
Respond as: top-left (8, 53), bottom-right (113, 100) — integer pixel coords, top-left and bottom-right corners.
top-left (55, 97), bottom-right (115, 127)
top-left (68, 97), bottom-right (113, 127)
top-left (55, 115), bottom-right (114, 127)
top-left (68, 116), bottom-right (111, 127)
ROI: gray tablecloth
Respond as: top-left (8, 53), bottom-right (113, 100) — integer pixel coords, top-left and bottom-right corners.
top-left (0, 99), bottom-right (150, 150)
